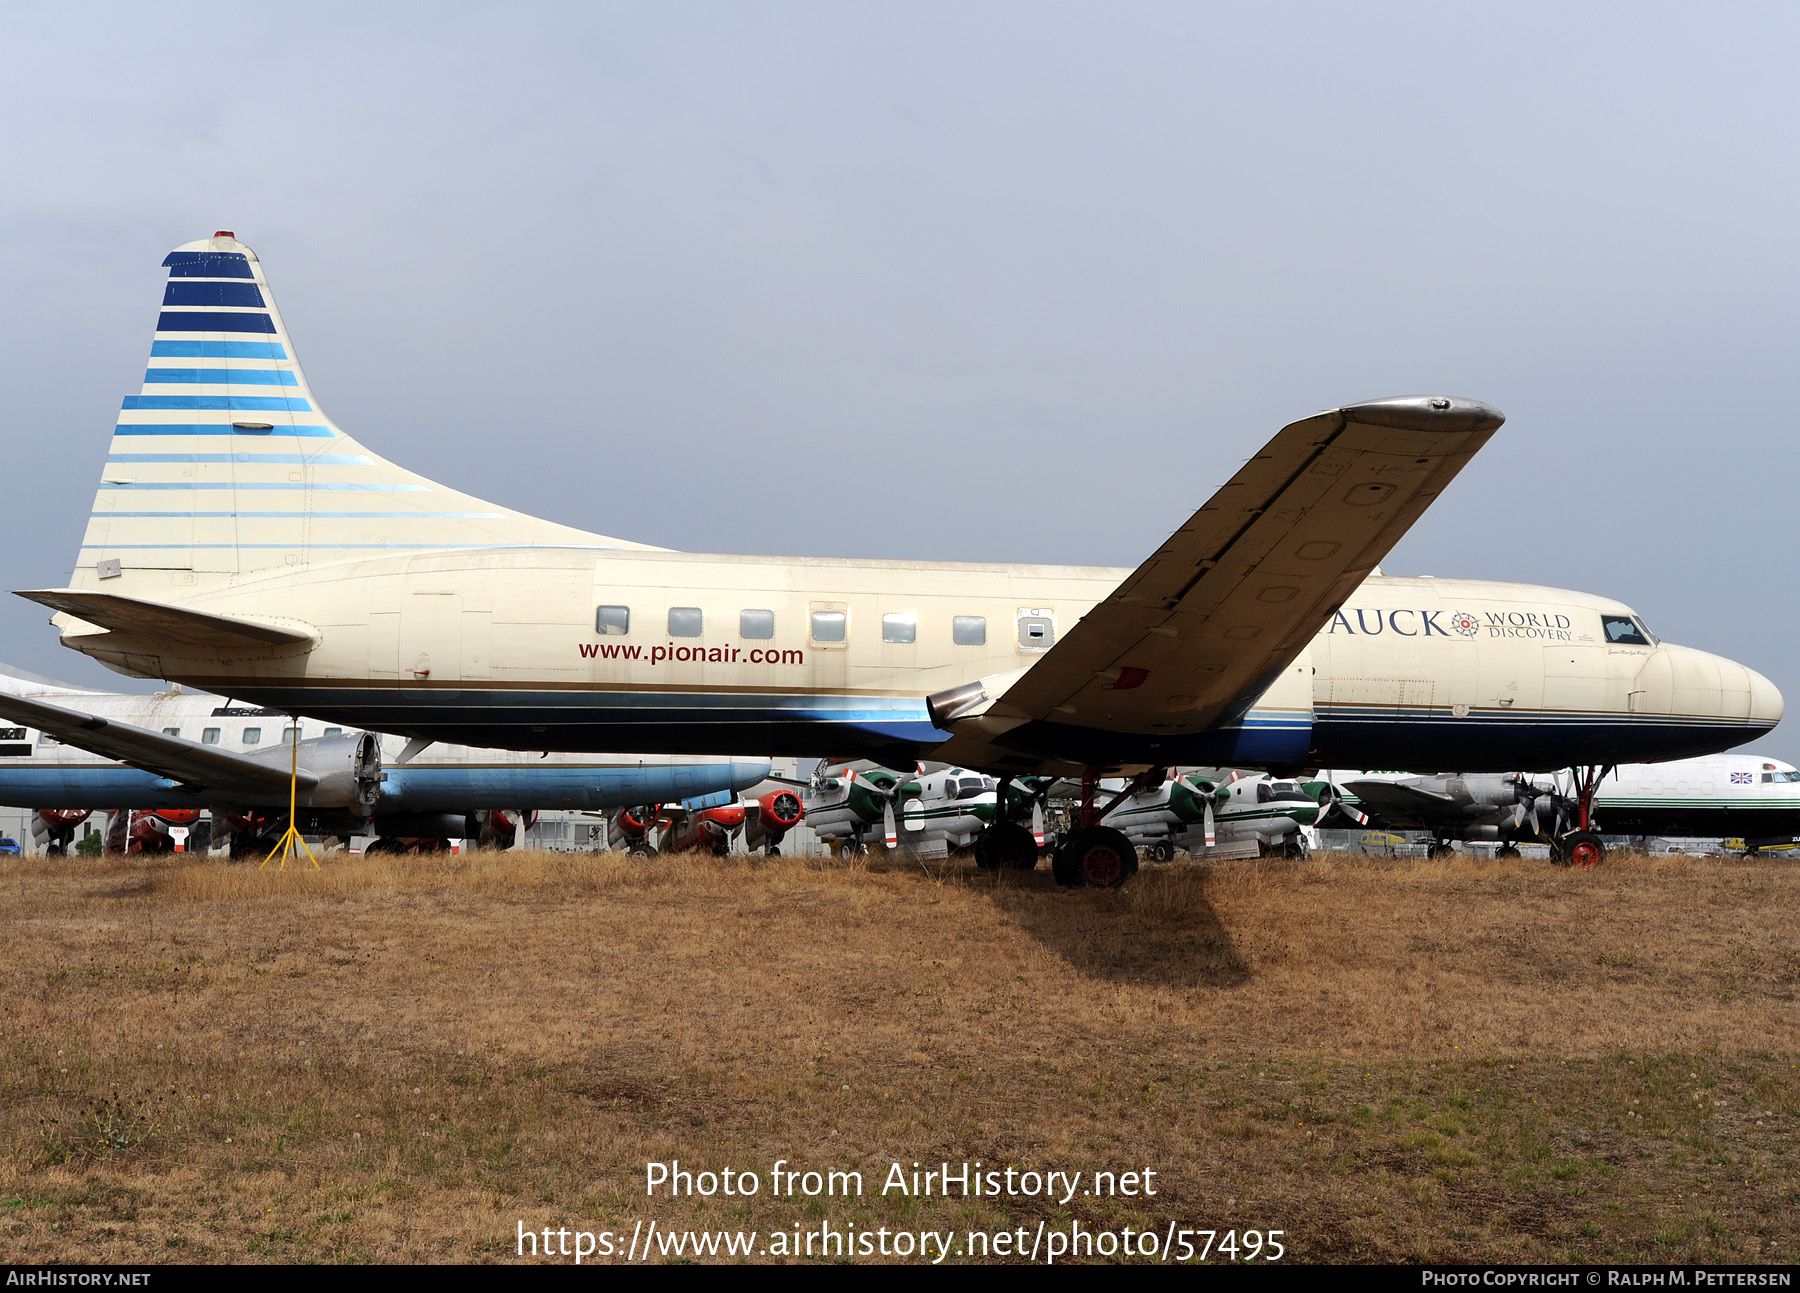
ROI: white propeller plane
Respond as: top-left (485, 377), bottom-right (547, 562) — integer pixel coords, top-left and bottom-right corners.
top-left (1100, 769), bottom-right (1322, 862)
top-left (16, 233), bottom-right (1784, 886)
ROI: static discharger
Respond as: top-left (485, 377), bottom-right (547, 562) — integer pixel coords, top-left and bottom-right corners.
top-left (260, 716), bottom-right (319, 871)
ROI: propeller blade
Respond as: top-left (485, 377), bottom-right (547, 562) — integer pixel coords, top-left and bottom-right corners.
top-left (1204, 798), bottom-right (1216, 848)
top-left (1031, 800), bottom-right (1045, 847)
top-left (883, 800), bottom-right (897, 848)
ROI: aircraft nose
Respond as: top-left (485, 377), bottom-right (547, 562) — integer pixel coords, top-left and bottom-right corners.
top-left (1748, 664), bottom-right (1785, 730)
top-left (1640, 644), bottom-right (1783, 736)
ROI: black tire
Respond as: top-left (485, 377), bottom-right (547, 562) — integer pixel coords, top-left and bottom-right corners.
top-left (1146, 839), bottom-right (1174, 863)
top-left (1495, 844), bottom-right (1521, 858)
top-left (841, 838), bottom-right (866, 857)
top-left (626, 841), bottom-right (657, 858)
top-left (1283, 837), bottom-right (1309, 860)
top-left (977, 822), bottom-right (1038, 872)
top-left (1054, 826), bottom-right (1139, 888)
top-left (764, 846), bottom-right (780, 857)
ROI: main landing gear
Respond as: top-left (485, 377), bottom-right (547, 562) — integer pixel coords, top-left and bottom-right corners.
top-left (1046, 767), bottom-right (1148, 889)
top-left (1550, 765), bottom-right (1613, 869)
top-left (975, 775), bottom-right (1045, 872)
top-left (974, 822), bottom-right (1038, 871)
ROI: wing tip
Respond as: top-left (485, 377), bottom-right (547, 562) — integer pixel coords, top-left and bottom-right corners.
top-left (1340, 395), bottom-right (1505, 435)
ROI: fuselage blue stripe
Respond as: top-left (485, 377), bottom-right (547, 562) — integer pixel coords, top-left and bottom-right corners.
top-left (150, 341), bottom-right (288, 359)
top-left (122, 396), bottom-right (312, 411)
top-left (156, 312), bottom-right (277, 334)
top-left (143, 369), bottom-right (299, 386)
top-left (112, 424), bottom-right (334, 438)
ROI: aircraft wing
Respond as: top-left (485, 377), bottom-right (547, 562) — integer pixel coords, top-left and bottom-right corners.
top-left (1340, 778), bottom-right (1458, 829)
top-left (928, 395), bottom-right (1502, 769)
top-left (0, 689), bottom-right (315, 803)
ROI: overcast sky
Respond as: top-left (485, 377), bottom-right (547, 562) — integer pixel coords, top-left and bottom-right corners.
top-left (2, 2), bottom-right (1796, 763)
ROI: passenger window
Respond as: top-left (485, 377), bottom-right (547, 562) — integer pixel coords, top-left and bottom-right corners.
top-left (952, 615), bottom-right (986, 646)
top-left (882, 613), bottom-right (917, 644)
top-left (1602, 615), bottom-right (1649, 646)
top-left (162, 727), bottom-right (180, 737)
top-left (282, 728), bottom-right (300, 745)
top-left (324, 727), bottom-right (342, 738)
top-left (1017, 609), bottom-right (1056, 653)
top-left (595, 605), bottom-right (630, 636)
top-left (668, 607), bottom-right (703, 638)
top-left (740, 609), bottom-right (775, 640)
top-left (242, 728), bottom-right (261, 745)
top-left (201, 728), bottom-right (221, 745)
top-left (810, 611), bottom-right (847, 644)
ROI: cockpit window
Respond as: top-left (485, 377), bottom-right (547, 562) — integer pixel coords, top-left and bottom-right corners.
top-left (1602, 615), bottom-right (1650, 646)
top-left (1258, 780), bottom-right (1311, 804)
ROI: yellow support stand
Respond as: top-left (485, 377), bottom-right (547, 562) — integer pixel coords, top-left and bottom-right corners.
top-left (260, 717), bottom-right (319, 870)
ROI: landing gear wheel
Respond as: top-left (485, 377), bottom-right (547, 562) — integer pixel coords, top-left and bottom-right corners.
top-left (1495, 844), bottom-right (1521, 858)
top-left (363, 837), bottom-right (404, 856)
top-left (1147, 840), bottom-right (1175, 863)
top-left (1426, 840), bottom-right (1453, 859)
top-left (1556, 830), bottom-right (1606, 869)
top-left (1282, 836), bottom-right (1309, 860)
top-left (975, 822), bottom-right (1039, 872)
top-left (1053, 826), bottom-right (1139, 888)
top-left (764, 846), bottom-right (781, 857)
top-left (625, 841), bottom-right (657, 858)
top-left (840, 838), bottom-right (866, 857)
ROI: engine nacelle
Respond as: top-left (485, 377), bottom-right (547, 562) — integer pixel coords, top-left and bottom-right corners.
top-left (744, 791), bottom-right (804, 850)
top-left (608, 805), bottom-right (657, 850)
top-left (661, 804), bottom-right (746, 854)
top-left (476, 808), bottom-right (539, 848)
top-left (246, 733), bottom-right (382, 812)
top-left (31, 809), bottom-right (91, 855)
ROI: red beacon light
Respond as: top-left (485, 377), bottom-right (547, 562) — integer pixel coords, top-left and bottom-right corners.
top-left (214, 229), bottom-right (235, 238)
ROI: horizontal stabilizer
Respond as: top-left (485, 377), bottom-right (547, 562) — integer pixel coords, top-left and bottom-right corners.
top-left (14, 589), bottom-right (316, 652)
top-left (0, 689), bottom-right (316, 803)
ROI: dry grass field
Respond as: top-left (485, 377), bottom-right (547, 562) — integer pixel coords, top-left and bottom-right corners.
top-left (0, 846), bottom-right (1795, 1264)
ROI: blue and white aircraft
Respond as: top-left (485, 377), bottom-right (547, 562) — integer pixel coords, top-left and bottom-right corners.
top-left (0, 665), bottom-right (767, 854)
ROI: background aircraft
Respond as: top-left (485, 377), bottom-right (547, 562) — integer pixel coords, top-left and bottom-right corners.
top-left (1100, 769), bottom-right (1321, 861)
top-left (802, 762), bottom-right (1034, 861)
top-left (605, 788), bottom-right (806, 857)
top-left (17, 235), bottom-right (1782, 885)
top-left (1323, 753), bottom-right (1800, 863)
top-left (0, 666), bottom-right (767, 855)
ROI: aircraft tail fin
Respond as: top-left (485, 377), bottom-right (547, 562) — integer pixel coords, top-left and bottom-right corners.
top-left (70, 232), bottom-right (657, 601)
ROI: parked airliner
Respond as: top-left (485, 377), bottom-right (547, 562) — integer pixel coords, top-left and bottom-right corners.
top-left (15, 233), bottom-right (1782, 884)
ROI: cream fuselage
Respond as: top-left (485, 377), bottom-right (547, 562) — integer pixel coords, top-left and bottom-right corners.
top-left (77, 549), bottom-right (1780, 774)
